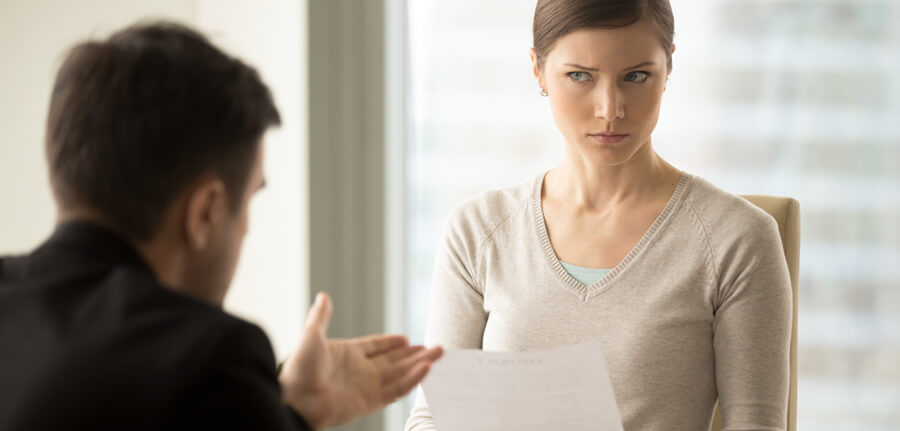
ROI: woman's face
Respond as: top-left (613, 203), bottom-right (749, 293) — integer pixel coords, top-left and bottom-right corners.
top-left (533, 18), bottom-right (671, 167)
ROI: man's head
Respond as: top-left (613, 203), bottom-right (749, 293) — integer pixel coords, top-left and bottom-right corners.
top-left (45, 21), bottom-right (280, 304)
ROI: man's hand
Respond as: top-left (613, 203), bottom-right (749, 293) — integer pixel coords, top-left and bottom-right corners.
top-left (279, 292), bottom-right (443, 430)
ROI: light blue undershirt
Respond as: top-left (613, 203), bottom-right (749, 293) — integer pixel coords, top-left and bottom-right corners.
top-left (559, 261), bottom-right (612, 285)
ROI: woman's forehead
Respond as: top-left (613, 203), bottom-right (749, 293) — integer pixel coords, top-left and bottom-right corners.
top-left (545, 21), bottom-right (666, 69)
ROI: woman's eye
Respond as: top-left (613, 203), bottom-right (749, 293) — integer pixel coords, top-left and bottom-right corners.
top-left (624, 71), bottom-right (650, 83)
top-left (567, 71), bottom-right (591, 82)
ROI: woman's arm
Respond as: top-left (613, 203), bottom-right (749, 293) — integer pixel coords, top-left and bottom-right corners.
top-left (405, 208), bottom-right (490, 431)
top-left (713, 214), bottom-right (792, 430)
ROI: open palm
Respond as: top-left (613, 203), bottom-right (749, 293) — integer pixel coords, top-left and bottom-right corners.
top-left (279, 293), bottom-right (442, 429)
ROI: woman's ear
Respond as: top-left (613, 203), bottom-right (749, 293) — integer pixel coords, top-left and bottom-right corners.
top-left (668, 43), bottom-right (676, 75)
top-left (183, 179), bottom-right (227, 251)
top-left (529, 48), bottom-right (545, 94)
top-left (665, 44), bottom-right (676, 90)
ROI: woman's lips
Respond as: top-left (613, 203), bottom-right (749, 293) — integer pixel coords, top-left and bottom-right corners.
top-left (588, 133), bottom-right (629, 144)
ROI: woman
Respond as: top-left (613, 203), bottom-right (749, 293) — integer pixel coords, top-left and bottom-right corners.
top-left (405, 0), bottom-right (792, 430)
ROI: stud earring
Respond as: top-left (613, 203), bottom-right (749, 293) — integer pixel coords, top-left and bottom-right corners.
top-left (540, 88), bottom-right (548, 97)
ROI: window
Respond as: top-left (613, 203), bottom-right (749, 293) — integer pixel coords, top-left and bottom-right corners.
top-left (403, 1), bottom-right (900, 428)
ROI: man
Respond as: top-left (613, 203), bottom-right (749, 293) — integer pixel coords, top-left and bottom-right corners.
top-left (0, 21), bottom-right (442, 430)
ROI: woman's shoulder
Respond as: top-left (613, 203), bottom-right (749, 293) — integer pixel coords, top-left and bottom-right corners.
top-left (442, 174), bottom-right (541, 242)
top-left (682, 173), bottom-right (781, 242)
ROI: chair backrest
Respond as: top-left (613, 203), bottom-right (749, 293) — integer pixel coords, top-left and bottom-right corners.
top-left (710, 195), bottom-right (800, 431)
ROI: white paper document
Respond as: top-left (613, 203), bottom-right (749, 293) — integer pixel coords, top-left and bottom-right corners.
top-left (422, 341), bottom-right (623, 431)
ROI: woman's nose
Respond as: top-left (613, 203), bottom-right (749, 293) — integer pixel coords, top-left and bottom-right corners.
top-left (593, 83), bottom-right (625, 121)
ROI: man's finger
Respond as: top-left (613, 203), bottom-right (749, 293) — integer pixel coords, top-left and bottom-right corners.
top-left (382, 361), bottom-right (432, 404)
top-left (383, 345), bottom-right (424, 363)
top-left (371, 345), bottom-right (425, 372)
top-left (355, 334), bottom-right (408, 357)
top-left (304, 292), bottom-right (333, 336)
top-left (380, 346), bottom-right (443, 384)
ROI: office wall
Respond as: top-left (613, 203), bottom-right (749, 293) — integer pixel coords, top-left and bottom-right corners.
top-left (0, 0), bottom-right (196, 254)
top-left (0, 0), bottom-right (308, 359)
top-left (197, 0), bottom-right (309, 360)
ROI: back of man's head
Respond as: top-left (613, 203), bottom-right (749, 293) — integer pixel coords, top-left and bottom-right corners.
top-left (45, 21), bottom-right (281, 241)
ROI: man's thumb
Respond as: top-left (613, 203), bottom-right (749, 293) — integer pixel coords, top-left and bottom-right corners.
top-left (304, 291), bottom-right (333, 336)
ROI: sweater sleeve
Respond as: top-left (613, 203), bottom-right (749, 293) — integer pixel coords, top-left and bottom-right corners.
top-left (712, 211), bottom-right (792, 430)
top-left (405, 205), bottom-right (490, 431)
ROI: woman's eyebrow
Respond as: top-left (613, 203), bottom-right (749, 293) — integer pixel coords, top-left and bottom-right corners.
top-left (624, 61), bottom-right (655, 71)
top-left (562, 61), bottom-right (657, 71)
top-left (563, 63), bottom-right (599, 71)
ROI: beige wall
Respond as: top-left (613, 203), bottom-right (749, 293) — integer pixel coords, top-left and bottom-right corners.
top-left (0, 0), bottom-right (197, 253)
top-left (196, 0), bottom-right (309, 360)
top-left (0, 0), bottom-right (308, 359)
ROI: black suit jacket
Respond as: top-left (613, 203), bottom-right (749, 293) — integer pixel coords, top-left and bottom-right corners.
top-left (0, 222), bottom-right (313, 430)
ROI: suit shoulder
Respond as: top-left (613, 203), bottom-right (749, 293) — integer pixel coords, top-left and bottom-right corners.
top-left (104, 267), bottom-right (275, 363)
top-left (0, 255), bottom-right (27, 284)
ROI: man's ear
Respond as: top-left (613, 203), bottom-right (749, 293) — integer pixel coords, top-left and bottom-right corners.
top-left (184, 179), bottom-right (227, 251)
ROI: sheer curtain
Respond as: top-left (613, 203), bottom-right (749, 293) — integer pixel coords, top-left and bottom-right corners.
top-left (403, 0), bottom-right (900, 429)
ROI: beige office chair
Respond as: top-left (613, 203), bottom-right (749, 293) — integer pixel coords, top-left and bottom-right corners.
top-left (710, 196), bottom-right (800, 431)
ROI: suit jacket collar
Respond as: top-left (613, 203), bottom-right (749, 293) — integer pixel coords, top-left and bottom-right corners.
top-left (18, 221), bottom-right (155, 280)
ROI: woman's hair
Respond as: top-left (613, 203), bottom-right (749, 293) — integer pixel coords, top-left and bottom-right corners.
top-left (532, 0), bottom-right (675, 71)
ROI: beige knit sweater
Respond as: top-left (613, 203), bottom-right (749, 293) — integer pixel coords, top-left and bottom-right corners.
top-left (405, 172), bottom-right (791, 431)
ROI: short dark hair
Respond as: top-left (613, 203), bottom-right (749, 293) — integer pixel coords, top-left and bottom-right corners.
top-left (533, 0), bottom-right (675, 71)
top-left (46, 21), bottom-right (281, 240)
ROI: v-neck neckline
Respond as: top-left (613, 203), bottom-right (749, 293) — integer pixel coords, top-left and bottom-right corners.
top-left (531, 171), bottom-right (691, 301)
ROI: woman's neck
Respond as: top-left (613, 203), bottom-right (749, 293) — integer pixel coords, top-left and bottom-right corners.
top-left (545, 143), bottom-right (679, 210)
